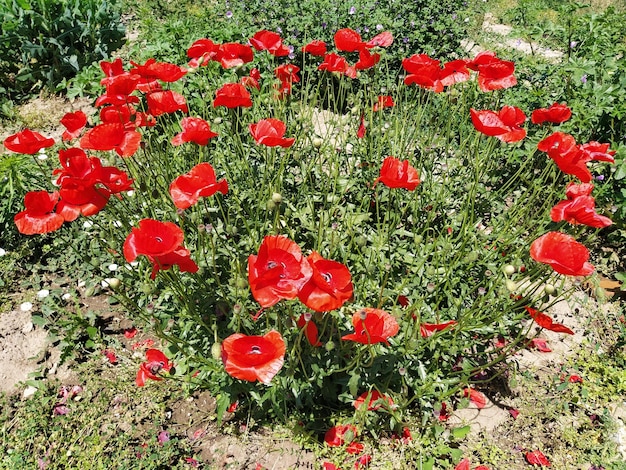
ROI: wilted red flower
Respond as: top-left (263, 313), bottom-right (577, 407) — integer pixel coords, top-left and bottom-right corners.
top-left (463, 387), bottom-right (487, 409)
top-left (324, 424), bottom-right (358, 447)
top-left (14, 191), bottom-right (64, 235)
top-left (136, 348), bottom-right (173, 386)
top-left (529, 338), bottom-right (551, 352)
top-left (538, 132), bottom-right (592, 182)
top-left (365, 31), bottom-right (393, 48)
top-left (334, 28), bottom-right (365, 52)
top-left (470, 106), bottom-right (526, 143)
top-left (341, 308), bottom-right (399, 345)
top-left (187, 38), bottom-right (220, 67)
top-left (374, 156), bottom-right (420, 190)
top-left (123, 219), bottom-right (199, 279)
top-left (530, 231), bottom-right (594, 276)
top-left (301, 40), bottom-right (327, 56)
top-left (249, 118), bottom-right (295, 147)
top-left (355, 49), bottom-right (380, 70)
top-left (146, 90), bottom-right (188, 116)
top-left (247, 235), bottom-right (313, 308)
top-left (60, 111), bottom-right (88, 141)
top-left (525, 450), bottom-right (551, 467)
top-left (213, 83), bottom-right (252, 108)
top-left (249, 30), bottom-right (290, 56)
top-left (169, 162), bottom-right (228, 210)
top-left (531, 102), bottom-right (572, 125)
top-left (420, 320), bottom-right (457, 338)
top-left (221, 330), bottom-right (286, 384)
top-left (355, 454), bottom-right (372, 469)
top-left (171, 117), bottom-right (218, 146)
top-left (216, 42), bottom-right (254, 68)
top-left (353, 390), bottom-right (394, 411)
top-left (356, 115), bottom-right (366, 139)
top-left (550, 182), bottom-right (612, 228)
top-left (435, 402), bottom-right (451, 422)
top-left (241, 68), bottom-right (262, 90)
top-left (296, 314), bottom-right (322, 347)
top-left (124, 327), bottom-right (138, 338)
top-left (568, 374), bottom-right (583, 383)
top-left (3, 129), bottom-right (55, 154)
top-left (373, 95), bottom-right (394, 112)
top-left (103, 349), bottom-right (118, 364)
top-left (525, 306), bottom-right (574, 335)
top-left (80, 122), bottom-right (142, 158)
top-left (297, 251), bottom-right (353, 312)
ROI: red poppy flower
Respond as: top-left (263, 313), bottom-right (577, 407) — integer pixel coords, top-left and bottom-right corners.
top-left (475, 58), bottom-right (517, 92)
top-left (60, 111), bottom-right (88, 141)
top-left (455, 459), bottom-right (471, 470)
top-left (579, 141), bottom-right (616, 163)
top-left (171, 117), bottom-right (218, 146)
top-left (525, 450), bottom-right (551, 467)
top-left (341, 308), bottom-right (399, 345)
top-left (334, 28), bottom-right (365, 52)
top-left (373, 95), bottom-right (394, 112)
top-left (221, 330), bottom-right (286, 384)
top-left (301, 40), bottom-right (327, 56)
top-left (96, 73), bottom-right (141, 107)
top-left (213, 83), bottom-right (252, 108)
top-left (529, 338), bottom-right (551, 352)
top-left (3, 129), bottom-right (55, 154)
top-left (187, 38), bottom-right (220, 67)
top-left (439, 59), bottom-right (471, 87)
top-left (525, 306), bottom-right (574, 335)
top-left (530, 231), bottom-right (594, 276)
top-left (103, 349), bottom-right (118, 364)
top-left (355, 49), bottom-right (380, 70)
top-left (374, 156), bottom-right (420, 190)
top-left (249, 30), bottom-right (290, 56)
top-left (249, 118), bottom-right (295, 148)
top-left (146, 90), bottom-right (188, 116)
top-left (274, 64), bottom-right (300, 95)
top-left (550, 182), bottom-right (612, 228)
top-left (463, 387), bottom-right (487, 409)
top-left (365, 31), bottom-right (393, 48)
top-left (297, 251), bottom-right (353, 312)
top-left (568, 374), bottom-right (583, 383)
top-left (136, 348), bottom-right (173, 387)
top-left (80, 122), bottom-right (142, 158)
top-left (123, 219), bottom-right (199, 279)
top-left (470, 106), bottom-right (526, 143)
top-left (531, 102), bottom-right (572, 125)
top-left (216, 42), bottom-right (254, 69)
top-left (247, 235), bottom-right (313, 308)
top-left (169, 162), bottom-right (228, 209)
top-left (355, 455), bottom-right (372, 469)
top-left (420, 320), bottom-right (457, 338)
top-left (324, 424), bottom-right (358, 447)
top-left (357, 115), bottom-right (366, 139)
top-left (14, 191), bottom-right (64, 235)
top-left (318, 53), bottom-right (349, 74)
top-left (402, 54), bottom-right (443, 92)
top-left (130, 58), bottom-right (187, 84)
top-left (56, 184), bottom-right (110, 221)
top-left (100, 57), bottom-right (125, 77)
top-left (241, 68), bottom-right (261, 90)
top-left (353, 390), bottom-right (394, 411)
top-left (538, 132), bottom-right (592, 182)
top-left (296, 314), bottom-right (322, 347)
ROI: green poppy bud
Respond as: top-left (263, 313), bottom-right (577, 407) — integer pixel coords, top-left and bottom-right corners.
top-left (312, 137), bottom-right (323, 148)
top-left (503, 265), bottom-right (516, 276)
top-left (211, 342), bottom-right (222, 360)
top-left (271, 192), bottom-right (282, 204)
top-left (544, 283), bottom-right (556, 295)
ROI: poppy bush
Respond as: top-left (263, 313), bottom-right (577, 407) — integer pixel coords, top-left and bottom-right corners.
top-left (5, 25), bottom-right (617, 453)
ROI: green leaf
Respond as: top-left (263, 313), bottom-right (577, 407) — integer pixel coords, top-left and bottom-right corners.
top-left (451, 425), bottom-right (471, 439)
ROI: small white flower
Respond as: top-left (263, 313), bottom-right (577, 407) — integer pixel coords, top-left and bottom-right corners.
top-left (113, 220), bottom-right (122, 228)
top-left (37, 149), bottom-right (48, 160)
top-left (126, 190), bottom-right (135, 197)
top-left (108, 263), bottom-right (118, 272)
top-left (0, 248), bottom-right (6, 257)
top-left (83, 220), bottom-right (94, 229)
top-left (37, 289), bottom-right (50, 299)
top-left (62, 293), bottom-right (71, 301)
top-left (20, 302), bottom-right (33, 312)
top-left (77, 280), bottom-right (86, 288)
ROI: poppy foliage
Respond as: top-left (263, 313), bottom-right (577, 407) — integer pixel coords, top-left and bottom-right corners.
top-left (530, 232), bottom-right (594, 276)
top-left (221, 330), bottom-right (286, 384)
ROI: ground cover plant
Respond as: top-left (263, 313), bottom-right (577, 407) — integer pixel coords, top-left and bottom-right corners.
top-left (2, 2), bottom-right (624, 468)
